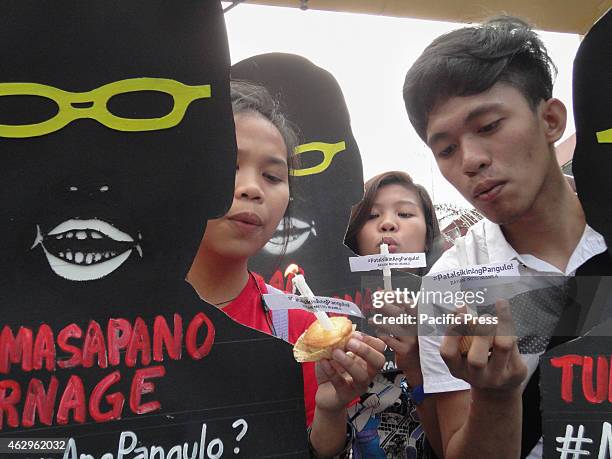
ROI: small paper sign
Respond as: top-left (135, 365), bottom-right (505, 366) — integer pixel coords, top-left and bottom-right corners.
top-left (420, 261), bottom-right (521, 314)
top-left (428, 260), bottom-right (520, 285)
top-left (264, 294), bottom-right (364, 318)
top-left (349, 253), bottom-right (426, 272)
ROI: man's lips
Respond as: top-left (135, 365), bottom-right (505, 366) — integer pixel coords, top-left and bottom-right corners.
top-left (473, 180), bottom-right (506, 201)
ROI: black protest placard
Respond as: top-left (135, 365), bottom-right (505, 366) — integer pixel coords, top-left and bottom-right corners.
top-left (0, 2), bottom-right (307, 457)
top-left (540, 320), bottom-right (612, 458)
top-left (571, 8), bottom-right (612, 331)
top-left (231, 53), bottom-right (365, 304)
top-left (573, 8), bottom-right (612, 253)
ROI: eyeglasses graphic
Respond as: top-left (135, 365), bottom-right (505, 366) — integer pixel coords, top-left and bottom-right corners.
top-left (0, 77), bottom-right (211, 138)
top-left (291, 141), bottom-right (346, 177)
top-left (596, 128), bottom-right (611, 143)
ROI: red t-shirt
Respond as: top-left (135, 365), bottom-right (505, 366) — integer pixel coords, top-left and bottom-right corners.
top-left (223, 272), bottom-right (317, 426)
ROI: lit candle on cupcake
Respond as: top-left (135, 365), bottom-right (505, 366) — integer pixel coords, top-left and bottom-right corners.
top-left (288, 266), bottom-right (334, 330)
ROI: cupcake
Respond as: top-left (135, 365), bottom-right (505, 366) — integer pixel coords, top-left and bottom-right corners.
top-left (293, 316), bottom-right (355, 362)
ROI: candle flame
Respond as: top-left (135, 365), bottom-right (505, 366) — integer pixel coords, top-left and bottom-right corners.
top-left (284, 263), bottom-right (300, 277)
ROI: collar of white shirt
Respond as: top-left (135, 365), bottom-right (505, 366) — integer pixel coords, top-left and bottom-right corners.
top-left (483, 219), bottom-right (607, 276)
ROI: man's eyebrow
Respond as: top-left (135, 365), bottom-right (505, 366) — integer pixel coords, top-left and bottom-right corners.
top-left (427, 102), bottom-right (504, 147)
top-left (427, 131), bottom-right (448, 148)
top-left (464, 102), bottom-right (504, 124)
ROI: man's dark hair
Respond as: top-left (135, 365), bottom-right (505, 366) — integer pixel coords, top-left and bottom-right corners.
top-left (403, 16), bottom-right (557, 142)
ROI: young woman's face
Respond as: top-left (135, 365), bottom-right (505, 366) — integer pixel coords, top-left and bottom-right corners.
top-left (201, 112), bottom-right (290, 260)
top-left (356, 184), bottom-right (428, 256)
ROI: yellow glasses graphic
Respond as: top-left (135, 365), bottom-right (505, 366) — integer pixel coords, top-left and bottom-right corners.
top-left (596, 128), bottom-right (611, 143)
top-left (0, 77), bottom-right (211, 138)
top-left (291, 141), bottom-right (346, 177)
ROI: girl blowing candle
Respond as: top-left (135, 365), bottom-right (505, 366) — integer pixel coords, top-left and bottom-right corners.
top-left (188, 81), bottom-right (385, 457)
top-left (345, 171), bottom-right (444, 458)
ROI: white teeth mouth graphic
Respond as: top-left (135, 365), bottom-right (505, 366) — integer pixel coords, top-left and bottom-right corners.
top-left (263, 218), bottom-right (317, 255)
top-left (31, 219), bottom-right (143, 282)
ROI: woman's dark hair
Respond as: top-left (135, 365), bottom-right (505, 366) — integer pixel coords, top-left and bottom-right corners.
top-left (230, 80), bottom-right (300, 260)
top-left (345, 171), bottom-right (443, 275)
top-left (230, 80), bottom-right (299, 161)
top-left (403, 16), bottom-right (557, 142)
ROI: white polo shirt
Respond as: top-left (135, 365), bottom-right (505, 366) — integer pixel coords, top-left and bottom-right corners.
top-left (419, 218), bottom-right (607, 395)
top-left (418, 219), bottom-right (607, 458)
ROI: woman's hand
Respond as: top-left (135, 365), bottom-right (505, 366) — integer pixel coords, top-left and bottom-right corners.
top-left (309, 334), bottom-right (385, 457)
top-left (369, 298), bottom-right (422, 382)
top-left (314, 332), bottom-right (386, 413)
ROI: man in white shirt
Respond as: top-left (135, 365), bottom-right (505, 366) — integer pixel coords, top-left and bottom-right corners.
top-left (402, 16), bottom-right (608, 459)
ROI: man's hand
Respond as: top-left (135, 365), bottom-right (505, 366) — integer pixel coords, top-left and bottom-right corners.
top-left (314, 332), bottom-right (386, 413)
top-left (440, 299), bottom-right (527, 392)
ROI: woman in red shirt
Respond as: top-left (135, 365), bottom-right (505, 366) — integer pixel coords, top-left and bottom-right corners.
top-left (188, 80), bottom-right (385, 458)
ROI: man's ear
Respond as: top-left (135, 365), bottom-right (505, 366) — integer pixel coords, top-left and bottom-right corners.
top-left (541, 98), bottom-right (567, 144)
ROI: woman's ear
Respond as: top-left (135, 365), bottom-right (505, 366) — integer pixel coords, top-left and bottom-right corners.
top-left (541, 98), bottom-right (567, 144)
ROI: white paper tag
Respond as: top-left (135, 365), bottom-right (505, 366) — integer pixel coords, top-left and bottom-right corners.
top-left (348, 252), bottom-right (426, 272)
top-left (420, 260), bottom-right (521, 314)
top-left (428, 260), bottom-right (520, 287)
top-left (263, 294), bottom-right (364, 318)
